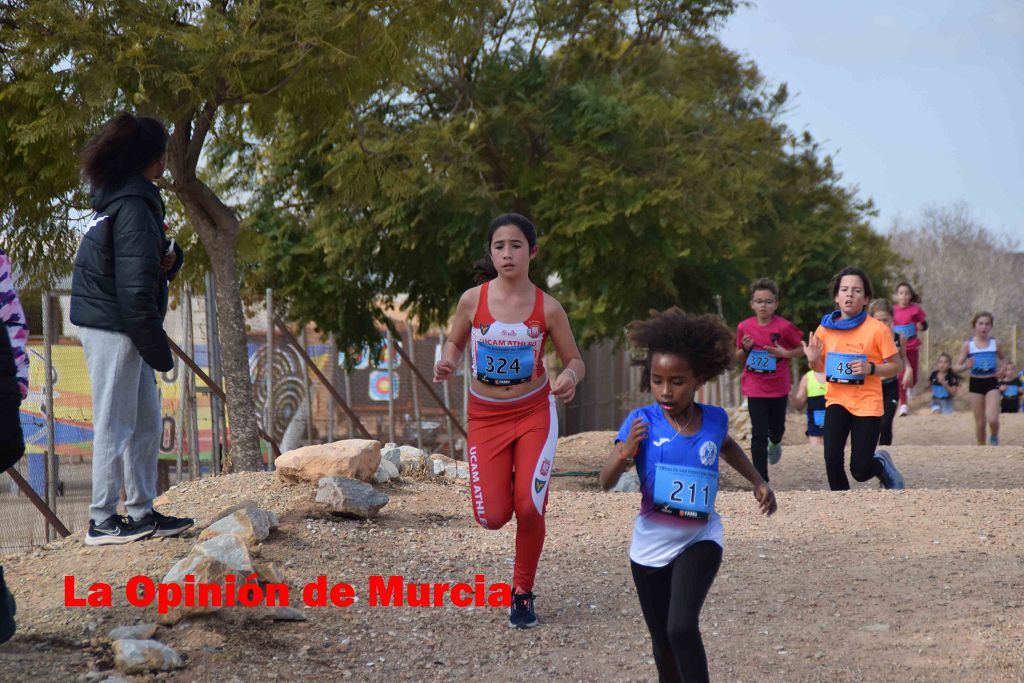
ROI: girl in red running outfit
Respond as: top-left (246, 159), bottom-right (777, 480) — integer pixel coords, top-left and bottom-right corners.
top-left (433, 213), bottom-right (585, 629)
top-left (893, 282), bottom-right (927, 416)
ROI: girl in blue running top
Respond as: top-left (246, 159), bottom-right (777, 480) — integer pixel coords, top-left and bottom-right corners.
top-left (600, 307), bottom-right (776, 683)
top-left (955, 311), bottom-right (1005, 445)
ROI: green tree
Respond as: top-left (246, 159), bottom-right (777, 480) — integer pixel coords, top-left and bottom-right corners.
top-left (736, 132), bottom-right (903, 333)
top-left (245, 1), bottom-right (768, 344)
top-left (0, 0), bottom-right (459, 469)
top-left (247, 1), bottom-right (900, 351)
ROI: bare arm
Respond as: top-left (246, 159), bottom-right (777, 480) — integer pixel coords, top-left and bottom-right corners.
top-left (954, 341), bottom-right (971, 373)
top-left (721, 435), bottom-right (776, 516)
top-left (546, 297), bottom-right (585, 401)
top-left (433, 289), bottom-right (476, 382)
top-left (599, 417), bottom-right (647, 491)
top-left (791, 373), bottom-right (809, 411)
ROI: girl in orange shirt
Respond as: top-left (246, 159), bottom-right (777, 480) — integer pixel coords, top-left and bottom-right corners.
top-left (803, 267), bottom-right (905, 490)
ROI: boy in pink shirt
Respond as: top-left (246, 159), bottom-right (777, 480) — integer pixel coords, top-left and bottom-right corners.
top-left (735, 278), bottom-right (804, 481)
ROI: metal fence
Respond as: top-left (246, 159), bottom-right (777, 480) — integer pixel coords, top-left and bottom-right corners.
top-left (1, 285), bottom-right (481, 555)
top-left (9, 288), bottom-right (847, 555)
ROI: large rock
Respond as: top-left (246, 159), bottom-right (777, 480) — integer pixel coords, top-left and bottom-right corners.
top-left (610, 470), bottom-right (641, 493)
top-left (374, 459), bottom-right (399, 484)
top-left (315, 477), bottom-right (389, 518)
top-left (275, 439), bottom-right (381, 484)
top-left (198, 506), bottom-right (279, 545)
top-left (112, 639), bottom-right (183, 674)
top-left (159, 535), bottom-right (263, 625)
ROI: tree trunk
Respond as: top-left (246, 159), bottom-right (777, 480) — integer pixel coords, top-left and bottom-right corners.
top-left (207, 246), bottom-right (263, 471)
top-left (166, 106), bottom-right (263, 471)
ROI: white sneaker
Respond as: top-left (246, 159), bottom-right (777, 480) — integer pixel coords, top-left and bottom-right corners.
top-left (897, 404), bottom-right (909, 417)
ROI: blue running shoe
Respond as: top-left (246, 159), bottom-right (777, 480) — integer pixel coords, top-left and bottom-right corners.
top-left (874, 450), bottom-right (905, 490)
top-left (989, 434), bottom-right (999, 446)
top-left (767, 441), bottom-right (783, 465)
top-left (508, 591), bottom-right (539, 629)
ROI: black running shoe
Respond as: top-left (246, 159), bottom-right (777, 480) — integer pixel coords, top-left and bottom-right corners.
top-left (84, 515), bottom-right (156, 546)
top-left (138, 510), bottom-right (194, 538)
top-left (508, 591), bottom-right (539, 629)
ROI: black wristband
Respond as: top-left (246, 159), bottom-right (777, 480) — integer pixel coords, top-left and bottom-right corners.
top-left (869, 362), bottom-right (876, 376)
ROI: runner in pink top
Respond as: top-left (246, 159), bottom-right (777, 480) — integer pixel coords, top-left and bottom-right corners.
top-left (734, 278), bottom-right (804, 481)
top-left (893, 282), bottom-right (927, 414)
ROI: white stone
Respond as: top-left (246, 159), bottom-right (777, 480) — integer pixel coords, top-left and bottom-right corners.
top-left (374, 459), bottom-right (400, 484)
top-left (112, 639), bottom-right (183, 674)
top-left (610, 470), bottom-right (641, 493)
top-left (444, 463), bottom-right (470, 480)
top-left (199, 506), bottom-right (279, 544)
top-left (397, 446), bottom-right (429, 474)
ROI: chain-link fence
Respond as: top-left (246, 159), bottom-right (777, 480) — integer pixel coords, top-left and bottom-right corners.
top-left (1, 287), bottom-right (476, 555)
top-left (6, 284), bottom-right (773, 555)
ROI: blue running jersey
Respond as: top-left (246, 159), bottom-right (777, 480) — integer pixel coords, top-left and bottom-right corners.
top-left (616, 402), bottom-right (727, 567)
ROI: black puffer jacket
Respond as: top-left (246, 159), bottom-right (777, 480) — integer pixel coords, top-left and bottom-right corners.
top-left (70, 176), bottom-right (182, 372)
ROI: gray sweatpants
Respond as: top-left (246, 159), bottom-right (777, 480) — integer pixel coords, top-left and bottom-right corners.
top-left (80, 326), bottom-right (161, 523)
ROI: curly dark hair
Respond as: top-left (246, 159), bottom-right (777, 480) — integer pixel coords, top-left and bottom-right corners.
top-left (80, 111), bottom-right (167, 189)
top-left (627, 307), bottom-right (734, 390)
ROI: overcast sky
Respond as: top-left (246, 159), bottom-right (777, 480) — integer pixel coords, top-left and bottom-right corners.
top-left (717, 0), bottom-right (1022, 244)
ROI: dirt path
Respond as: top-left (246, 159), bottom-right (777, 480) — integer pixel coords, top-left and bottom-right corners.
top-left (2, 413), bottom-right (1023, 681)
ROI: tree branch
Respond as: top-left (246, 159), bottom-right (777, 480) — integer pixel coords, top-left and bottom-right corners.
top-left (185, 99), bottom-right (218, 174)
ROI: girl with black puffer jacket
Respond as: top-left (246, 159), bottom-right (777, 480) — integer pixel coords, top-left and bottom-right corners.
top-left (70, 112), bottom-right (193, 547)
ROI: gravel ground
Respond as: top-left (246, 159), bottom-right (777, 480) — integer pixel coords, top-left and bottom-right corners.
top-left (2, 411), bottom-right (1023, 681)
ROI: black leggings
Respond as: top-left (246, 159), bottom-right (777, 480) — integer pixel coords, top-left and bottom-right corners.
top-left (823, 403), bottom-right (882, 491)
top-left (631, 541), bottom-right (723, 683)
top-left (747, 396), bottom-right (787, 482)
top-left (879, 380), bottom-right (898, 446)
